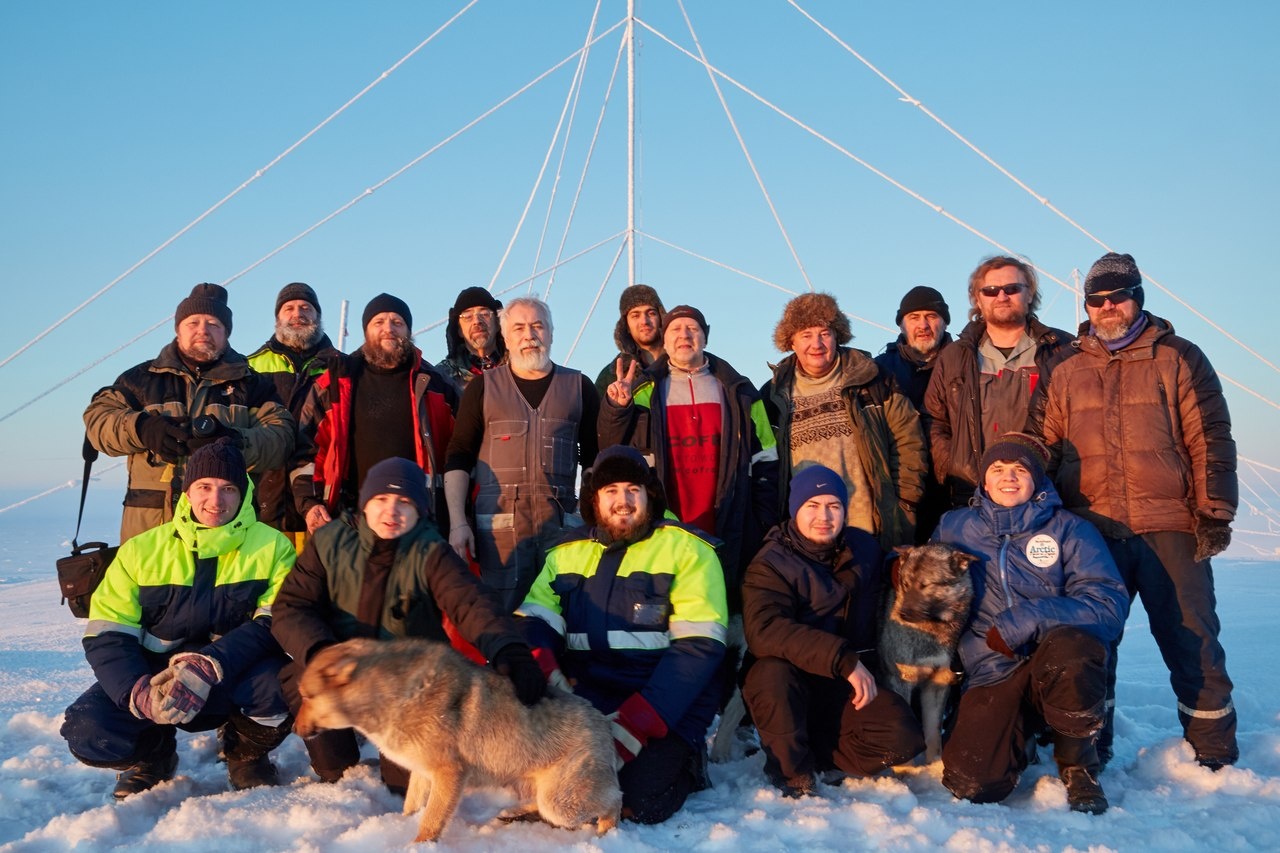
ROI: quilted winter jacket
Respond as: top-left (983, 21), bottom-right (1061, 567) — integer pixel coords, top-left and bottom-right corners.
top-left (932, 480), bottom-right (1129, 689)
top-left (922, 317), bottom-right (1072, 505)
top-left (762, 347), bottom-right (927, 549)
top-left (83, 481), bottom-right (295, 709)
top-left (270, 514), bottom-right (524, 667)
top-left (1031, 313), bottom-right (1237, 538)
top-left (83, 341), bottom-right (295, 543)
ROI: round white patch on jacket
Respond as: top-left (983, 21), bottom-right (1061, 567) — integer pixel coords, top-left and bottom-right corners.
top-left (1025, 534), bottom-right (1060, 568)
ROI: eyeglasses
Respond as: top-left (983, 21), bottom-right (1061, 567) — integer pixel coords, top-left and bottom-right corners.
top-left (978, 283), bottom-right (1025, 298)
top-left (459, 309), bottom-right (495, 323)
top-left (1084, 287), bottom-right (1138, 308)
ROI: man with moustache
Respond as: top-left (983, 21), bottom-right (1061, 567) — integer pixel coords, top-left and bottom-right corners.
top-left (923, 256), bottom-right (1072, 507)
top-left (1032, 252), bottom-right (1240, 770)
top-left (247, 282), bottom-right (341, 545)
top-left (436, 286), bottom-right (506, 392)
top-left (85, 283), bottom-right (295, 542)
top-left (593, 283), bottom-right (666, 399)
top-left (761, 292), bottom-right (926, 550)
top-left (444, 296), bottom-right (600, 609)
top-left (291, 293), bottom-right (459, 533)
top-left (875, 286), bottom-right (953, 541)
top-left (517, 445), bottom-right (728, 823)
top-left (599, 304), bottom-right (779, 612)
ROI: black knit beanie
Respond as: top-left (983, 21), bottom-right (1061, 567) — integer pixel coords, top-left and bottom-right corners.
top-left (185, 437), bottom-right (248, 497)
top-left (452, 286), bottom-right (502, 314)
top-left (1084, 252), bottom-right (1145, 308)
top-left (980, 432), bottom-right (1049, 485)
top-left (358, 457), bottom-right (431, 517)
top-left (175, 283), bottom-right (233, 334)
top-left (895, 285), bottom-right (951, 326)
top-left (362, 293), bottom-right (413, 330)
top-left (275, 282), bottom-right (321, 317)
top-left (663, 305), bottom-right (710, 340)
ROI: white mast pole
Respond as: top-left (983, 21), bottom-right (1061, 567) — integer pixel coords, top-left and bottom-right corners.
top-left (336, 299), bottom-right (350, 352)
top-left (627, 0), bottom-right (636, 287)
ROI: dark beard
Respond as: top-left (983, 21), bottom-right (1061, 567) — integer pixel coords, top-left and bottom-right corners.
top-left (597, 508), bottom-right (653, 545)
top-left (362, 334), bottom-right (415, 369)
top-left (276, 318), bottom-right (323, 350)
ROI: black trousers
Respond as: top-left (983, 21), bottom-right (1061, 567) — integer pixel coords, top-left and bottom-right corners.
top-left (941, 626), bottom-right (1107, 803)
top-left (743, 656), bottom-right (924, 783)
top-left (1103, 532), bottom-right (1237, 763)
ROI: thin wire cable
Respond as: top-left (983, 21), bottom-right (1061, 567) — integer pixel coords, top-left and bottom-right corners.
top-left (0, 0), bottom-right (480, 375)
top-left (564, 235), bottom-right (629, 363)
top-left (547, 31), bottom-right (628, 295)
top-left (786, 0), bottom-right (1279, 378)
top-left (633, 18), bottom-right (1079, 301)
top-left (488, 18), bottom-right (627, 294)
top-left (531, 1), bottom-right (605, 282)
top-left (639, 231), bottom-right (894, 333)
top-left (676, 0), bottom-right (813, 292)
top-left (1220, 373), bottom-right (1280, 413)
top-left (2, 26), bottom-right (625, 427)
top-left (0, 462), bottom-right (125, 515)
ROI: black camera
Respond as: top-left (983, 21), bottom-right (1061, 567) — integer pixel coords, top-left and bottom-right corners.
top-left (191, 415), bottom-right (220, 438)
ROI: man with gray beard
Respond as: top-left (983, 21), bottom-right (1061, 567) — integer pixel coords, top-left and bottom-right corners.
top-left (1032, 252), bottom-right (1239, 770)
top-left (291, 293), bottom-right (459, 534)
top-left (445, 296), bottom-right (599, 610)
top-left (248, 283), bottom-right (341, 544)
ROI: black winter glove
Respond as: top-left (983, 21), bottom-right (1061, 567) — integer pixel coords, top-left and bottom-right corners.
top-left (184, 415), bottom-right (233, 452)
top-left (136, 412), bottom-right (190, 462)
top-left (1193, 516), bottom-right (1232, 563)
top-left (492, 643), bottom-right (546, 706)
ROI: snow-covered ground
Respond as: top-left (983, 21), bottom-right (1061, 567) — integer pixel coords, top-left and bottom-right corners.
top-left (1, 503), bottom-right (1277, 851)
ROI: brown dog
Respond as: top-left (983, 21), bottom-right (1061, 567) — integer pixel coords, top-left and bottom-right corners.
top-left (879, 543), bottom-right (976, 762)
top-left (296, 637), bottom-right (621, 843)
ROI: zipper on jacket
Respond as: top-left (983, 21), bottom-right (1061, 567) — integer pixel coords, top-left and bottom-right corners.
top-left (997, 534), bottom-right (1015, 610)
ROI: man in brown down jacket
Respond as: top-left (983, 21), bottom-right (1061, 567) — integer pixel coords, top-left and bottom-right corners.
top-left (1032, 252), bottom-right (1239, 769)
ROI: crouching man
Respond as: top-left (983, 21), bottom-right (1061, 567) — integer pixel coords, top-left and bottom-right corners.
top-left (743, 465), bottom-right (925, 797)
top-left (61, 438), bottom-right (297, 798)
top-left (517, 445), bottom-right (728, 824)
top-left (934, 433), bottom-right (1129, 813)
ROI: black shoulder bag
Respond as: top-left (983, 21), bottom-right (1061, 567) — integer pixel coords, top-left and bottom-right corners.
top-left (56, 436), bottom-right (118, 618)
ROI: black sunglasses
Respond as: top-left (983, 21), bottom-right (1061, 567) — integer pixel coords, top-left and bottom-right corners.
top-left (978, 283), bottom-right (1025, 297)
top-left (1085, 286), bottom-right (1138, 308)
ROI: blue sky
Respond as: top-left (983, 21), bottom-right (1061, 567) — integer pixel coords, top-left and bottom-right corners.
top-left (2, 2), bottom-right (1278, 549)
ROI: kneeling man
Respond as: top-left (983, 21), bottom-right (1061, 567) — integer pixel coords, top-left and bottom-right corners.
top-left (61, 438), bottom-right (296, 797)
top-left (743, 465), bottom-right (925, 797)
top-left (517, 445), bottom-right (728, 824)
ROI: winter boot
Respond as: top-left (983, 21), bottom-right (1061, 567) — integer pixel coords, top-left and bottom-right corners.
top-left (113, 739), bottom-right (179, 800)
top-left (222, 712), bottom-right (290, 791)
top-left (1061, 766), bottom-right (1108, 814)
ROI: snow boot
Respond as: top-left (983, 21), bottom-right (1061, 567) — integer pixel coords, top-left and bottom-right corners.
top-left (222, 712), bottom-right (290, 791)
top-left (113, 746), bottom-right (178, 800)
top-left (1061, 766), bottom-right (1108, 815)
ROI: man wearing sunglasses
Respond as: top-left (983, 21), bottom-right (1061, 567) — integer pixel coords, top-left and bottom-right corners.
top-left (922, 256), bottom-right (1073, 508)
top-left (1032, 252), bottom-right (1238, 772)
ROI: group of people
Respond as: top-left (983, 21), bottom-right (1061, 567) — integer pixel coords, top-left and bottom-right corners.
top-left (60, 249), bottom-right (1239, 825)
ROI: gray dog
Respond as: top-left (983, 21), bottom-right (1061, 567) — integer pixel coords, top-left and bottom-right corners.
top-left (880, 543), bottom-right (976, 762)
top-left (296, 637), bottom-right (621, 843)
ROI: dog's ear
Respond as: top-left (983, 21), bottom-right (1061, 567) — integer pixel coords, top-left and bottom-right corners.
top-left (892, 545), bottom-right (913, 556)
top-left (322, 657), bottom-right (360, 687)
top-left (949, 550), bottom-right (979, 575)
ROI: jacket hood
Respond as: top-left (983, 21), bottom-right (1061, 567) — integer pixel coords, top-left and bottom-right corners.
top-left (1075, 311), bottom-right (1173, 357)
top-left (444, 308), bottom-right (507, 364)
top-left (173, 478), bottom-right (257, 559)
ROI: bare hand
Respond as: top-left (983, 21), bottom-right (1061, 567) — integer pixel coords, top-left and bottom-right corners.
top-left (606, 357), bottom-right (639, 406)
top-left (449, 523), bottom-right (475, 561)
top-left (846, 661), bottom-right (878, 711)
top-left (305, 504), bottom-right (332, 534)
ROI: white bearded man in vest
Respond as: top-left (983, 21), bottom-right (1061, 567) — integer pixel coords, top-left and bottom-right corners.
top-left (443, 296), bottom-right (601, 610)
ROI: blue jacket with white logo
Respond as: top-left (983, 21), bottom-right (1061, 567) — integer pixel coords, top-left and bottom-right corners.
top-left (933, 479), bottom-right (1128, 689)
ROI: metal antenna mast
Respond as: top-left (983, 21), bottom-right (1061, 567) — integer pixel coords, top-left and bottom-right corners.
top-left (627, 0), bottom-right (637, 286)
